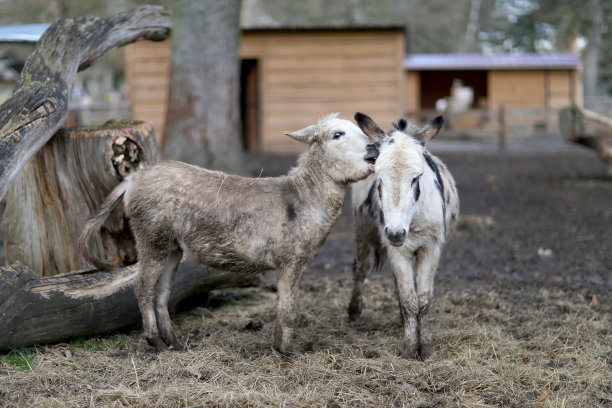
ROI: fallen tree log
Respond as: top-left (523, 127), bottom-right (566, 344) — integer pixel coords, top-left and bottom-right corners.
top-left (0, 261), bottom-right (259, 352)
top-left (0, 5), bottom-right (171, 201)
top-left (2, 120), bottom-right (159, 276)
top-left (559, 106), bottom-right (612, 174)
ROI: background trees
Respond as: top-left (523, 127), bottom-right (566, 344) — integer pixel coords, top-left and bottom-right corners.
top-left (0, 0), bottom-right (610, 165)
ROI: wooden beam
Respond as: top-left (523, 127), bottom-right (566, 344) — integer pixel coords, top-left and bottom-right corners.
top-left (559, 106), bottom-right (612, 174)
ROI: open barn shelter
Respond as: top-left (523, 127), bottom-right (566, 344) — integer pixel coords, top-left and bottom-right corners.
top-left (404, 53), bottom-right (581, 112)
top-left (125, 24), bottom-right (406, 153)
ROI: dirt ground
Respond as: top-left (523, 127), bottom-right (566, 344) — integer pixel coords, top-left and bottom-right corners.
top-left (0, 136), bottom-right (610, 407)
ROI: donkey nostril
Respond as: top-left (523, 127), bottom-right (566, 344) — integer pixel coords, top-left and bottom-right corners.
top-left (385, 227), bottom-right (407, 245)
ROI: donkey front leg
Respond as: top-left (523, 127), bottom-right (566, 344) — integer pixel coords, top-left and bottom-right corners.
top-left (414, 245), bottom-right (442, 360)
top-left (154, 249), bottom-right (183, 350)
top-left (348, 238), bottom-right (371, 321)
top-left (274, 263), bottom-right (304, 356)
top-left (388, 251), bottom-right (420, 359)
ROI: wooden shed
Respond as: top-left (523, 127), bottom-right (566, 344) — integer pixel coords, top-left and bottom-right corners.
top-left (125, 25), bottom-right (405, 152)
top-left (404, 53), bottom-right (581, 112)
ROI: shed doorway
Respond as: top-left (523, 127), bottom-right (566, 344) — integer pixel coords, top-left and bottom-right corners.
top-left (419, 70), bottom-right (488, 109)
top-left (240, 59), bottom-right (259, 151)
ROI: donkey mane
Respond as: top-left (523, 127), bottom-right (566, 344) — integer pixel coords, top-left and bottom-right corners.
top-left (391, 119), bottom-right (423, 143)
top-left (392, 118), bottom-right (408, 132)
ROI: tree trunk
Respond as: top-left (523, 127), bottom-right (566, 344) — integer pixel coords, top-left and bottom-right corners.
top-left (162, 0), bottom-right (244, 173)
top-left (2, 120), bottom-right (159, 276)
top-left (461, 0), bottom-right (481, 53)
top-left (584, 0), bottom-right (602, 97)
top-left (559, 106), bottom-right (612, 174)
top-left (0, 261), bottom-right (259, 352)
top-left (0, 5), bottom-right (172, 202)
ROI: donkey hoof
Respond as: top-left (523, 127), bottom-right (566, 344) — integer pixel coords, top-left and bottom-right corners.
top-left (146, 336), bottom-right (169, 352)
top-left (168, 340), bottom-right (184, 352)
top-left (348, 310), bottom-right (361, 322)
top-left (418, 341), bottom-right (432, 360)
top-left (347, 302), bottom-right (362, 322)
top-left (401, 342), bottom-right (420, 360)
top-left (273, 341), bottom-right (299, 358)
top-left (163, 333), bottom-right (184, 351)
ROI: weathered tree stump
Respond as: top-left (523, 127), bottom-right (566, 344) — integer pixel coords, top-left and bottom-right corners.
top-left (0, 261), bottom-right (259, 352)
top-left (559, 106), bottom-right (612, 174)
top-left (2, 120), bottom-right (158, 276)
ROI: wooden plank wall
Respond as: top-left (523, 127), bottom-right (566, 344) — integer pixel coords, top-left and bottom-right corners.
top-left (125, 30), bottom-right (405, 153)
top-left (487, 69), bottom-right (577, 110)
top-left (124, 39), bottom-right (171, 147)
top-left (240, 30), bottom-right (405, 152)
top-left (404, 71), bottom-right (420, 112)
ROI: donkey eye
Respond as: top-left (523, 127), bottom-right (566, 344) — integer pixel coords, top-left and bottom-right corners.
top-left (333, 131), bottom-right (345, 139)
top-left (377, 180), bottom-right (383, 199)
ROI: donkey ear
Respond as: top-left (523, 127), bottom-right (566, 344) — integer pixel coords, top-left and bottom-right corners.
top-left (418, 115), bottom-right (445, 143)
top-left (284, 125), bottom-right (319, 144)
top-left (354, 112), bottom-right (386, 141)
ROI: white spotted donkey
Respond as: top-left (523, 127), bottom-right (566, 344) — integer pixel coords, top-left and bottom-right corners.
top-left (349, 113), bottom-right (459, 359)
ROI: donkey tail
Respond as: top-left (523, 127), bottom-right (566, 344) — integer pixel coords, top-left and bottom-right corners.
top-left (77, 179), bottom-right (130, 271)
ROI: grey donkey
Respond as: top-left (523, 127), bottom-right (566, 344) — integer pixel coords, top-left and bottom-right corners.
top-left (79, 113), bottom-right (378, 355)
top-left (350, 113), bottom-right (459, 359)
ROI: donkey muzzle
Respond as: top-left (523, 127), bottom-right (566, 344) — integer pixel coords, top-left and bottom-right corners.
top-left (384, 226), bottom-right (407, 246)
top-left (364, 143), bottom-right (379, 172)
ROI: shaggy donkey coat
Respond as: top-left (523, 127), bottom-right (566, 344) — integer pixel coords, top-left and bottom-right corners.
top-left (79, 113), bottom-right (378, 354)
top-left (350, 113), bottom-right (459, 359)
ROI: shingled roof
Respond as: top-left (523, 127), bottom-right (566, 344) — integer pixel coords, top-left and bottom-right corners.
top-left (240, 0), bottom-right (406, 30)
top-left (404, 53), bottom-right (581, 70)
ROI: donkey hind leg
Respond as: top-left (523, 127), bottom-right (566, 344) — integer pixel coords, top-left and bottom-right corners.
top-left (273, 263), bottom-right (304, 356)
top-left (154, 248), bottom-right (183, 350)
top-left (348, 239), bottom-right (371, 321)
top-left (135, 255), bottom-right (170, 351)
top-left (414, 245), bottom-right (442, 360)
top-left (388, 251), bottom-right (420, 359)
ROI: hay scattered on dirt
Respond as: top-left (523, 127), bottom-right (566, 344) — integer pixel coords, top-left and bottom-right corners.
top-left (1, 273), bottom-right (609, 408)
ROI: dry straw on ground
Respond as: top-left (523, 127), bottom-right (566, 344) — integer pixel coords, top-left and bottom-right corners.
top-left (1, 271), bottom-right (609, 408)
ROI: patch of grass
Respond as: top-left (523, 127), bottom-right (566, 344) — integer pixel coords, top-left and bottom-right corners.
top-left (69, 337), bottom-right (104, 351)
top-left (206, 288), bottom-right (266, 309)
top-left (0, 347), bottom-right (37, 371)
top-left (110, 333), bottom-right (131, 349)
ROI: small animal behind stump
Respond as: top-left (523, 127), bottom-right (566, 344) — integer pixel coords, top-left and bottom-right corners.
top-left (350, 113), bottom-right (459, 359)
top-left (78, 113), bottom-right (379, 355)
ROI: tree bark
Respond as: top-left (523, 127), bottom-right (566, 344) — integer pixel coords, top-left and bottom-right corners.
top-left (162, 0), bottom-right (244, 173)
top-left (2, 120), bottom-right (159, 276)
top-left (0, 5), bottom-right (172, 202)
top-left (584, 0), bottom-right (602, 97)
top-left (0, 261), bottom-right (259, 352)
top-left (559, 106), bottom-right (612, 174)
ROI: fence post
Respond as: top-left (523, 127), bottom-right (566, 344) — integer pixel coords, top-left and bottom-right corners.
top-left (498, 105), bottom-right (506, 153)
